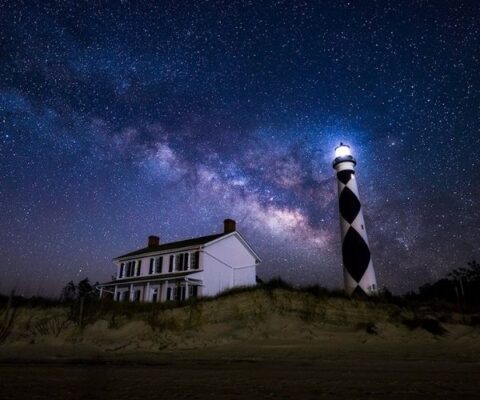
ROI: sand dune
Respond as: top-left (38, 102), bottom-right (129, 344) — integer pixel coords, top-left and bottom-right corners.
top-left (0, 288), bottom-right (479, 363)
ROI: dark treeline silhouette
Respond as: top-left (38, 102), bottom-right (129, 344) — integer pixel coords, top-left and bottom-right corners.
top-left (59, 278), bottom-right (99, 327)
top-left (60, 278), bottom-right (98, 303)
top-left (409, 260), bottom-right (480, 309)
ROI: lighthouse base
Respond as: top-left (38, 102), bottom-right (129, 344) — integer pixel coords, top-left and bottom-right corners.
top-left (343, 263), bottom-right (377, 296)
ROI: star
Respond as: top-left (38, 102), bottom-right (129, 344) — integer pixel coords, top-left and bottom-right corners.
top-left (0, 1), bottom-right (478, 296)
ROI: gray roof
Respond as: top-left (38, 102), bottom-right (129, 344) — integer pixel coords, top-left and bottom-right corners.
top-left (98, 270), bottom-right (199, 286)
top-left (115, 233), bottom-right (226, 260)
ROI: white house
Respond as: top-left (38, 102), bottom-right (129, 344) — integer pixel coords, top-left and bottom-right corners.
top-left (98, 219), bottom-right (261, 302)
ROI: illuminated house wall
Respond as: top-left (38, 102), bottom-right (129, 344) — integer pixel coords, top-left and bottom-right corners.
top-left (98, 219), bottom-right (261, 302)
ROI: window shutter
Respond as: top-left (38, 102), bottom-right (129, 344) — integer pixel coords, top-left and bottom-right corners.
top-left (155, 257), bottom-right (163, 273)
top-left (137, 260), bottom-right (142, 276)
top-left (149, 258), bottom-right (154, 274)
top-left (129, 262), bottom-right (133, 277)
top-left (195, 251), bottom-right (200, 269)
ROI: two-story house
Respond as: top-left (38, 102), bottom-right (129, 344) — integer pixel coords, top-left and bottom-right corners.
top-left (97, 219), bottom-right (261, 302)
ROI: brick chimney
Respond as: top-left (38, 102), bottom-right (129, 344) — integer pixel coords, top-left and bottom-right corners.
top-left (148, 235), bottom-right (160, 247)
top-left (223, 219), bottom-right (236, 233)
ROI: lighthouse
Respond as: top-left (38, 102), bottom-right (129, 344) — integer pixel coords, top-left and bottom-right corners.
top-left (332, 143), bottom-right (377, 296)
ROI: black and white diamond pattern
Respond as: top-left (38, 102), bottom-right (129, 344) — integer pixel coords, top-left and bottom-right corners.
top-left (335, 168), bottom-right (377, 296)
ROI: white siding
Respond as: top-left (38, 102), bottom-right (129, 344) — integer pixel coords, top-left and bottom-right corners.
top-left (110, 232), bottom-right (258, 301)
top-left (201, 234), bottom-right (257, 297)
top-left (233, 265), bottom-right (256, 287)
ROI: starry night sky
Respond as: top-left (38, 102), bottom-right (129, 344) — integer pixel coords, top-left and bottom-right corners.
top-left (1, 1), bottom-right (479, 296)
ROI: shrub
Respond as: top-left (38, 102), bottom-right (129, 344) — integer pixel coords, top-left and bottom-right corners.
top-left (402, 317), bottom-right (448, 336)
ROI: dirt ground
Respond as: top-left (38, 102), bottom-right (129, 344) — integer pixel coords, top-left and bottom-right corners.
top-left (1, 341), bottom-right (480, 400)
top-left (1, 358), bottom-right (479, 400)
top-left (2, 292), bottom-right (480, 399)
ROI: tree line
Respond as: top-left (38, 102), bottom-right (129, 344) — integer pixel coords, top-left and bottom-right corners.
top-left (411, 260), bottom-right (480, 307)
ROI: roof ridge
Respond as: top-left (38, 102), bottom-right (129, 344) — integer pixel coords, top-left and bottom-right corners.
top-left (114, 232), bottom-right (226, 260)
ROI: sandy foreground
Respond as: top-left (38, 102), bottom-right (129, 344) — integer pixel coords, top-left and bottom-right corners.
top-left (1, 340), bottom-right (480, 400)
top-left (1, 290), bottom-right (480, 399)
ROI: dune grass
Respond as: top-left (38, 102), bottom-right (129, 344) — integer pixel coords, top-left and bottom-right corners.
top-left (0, 278), bottom-right (474, 350)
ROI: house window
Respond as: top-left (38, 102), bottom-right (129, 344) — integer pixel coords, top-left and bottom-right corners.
top-left (155, 257), bottom-right (163, 273)
top-left (190, 251), bottom-right (200, 270)
top-left (149, 258), bottom-right (154, 274)
top-left (122, 291), bottom-right (129, 301)
top-left (188, 285), bottom-right (198, 298)
top-left (119, 263), bottom-right (124, 278)
top-left (126, 261), bottom-right (135, 277)
top-left (136, 260), bottom-right (142, 276)
top-left (151, 288), bottom-right (158, 303)
top-left (115, 291), bottom-right (121, 301)
top-left (175, 253), bottom-right (190, 271)
top-left (168, 286), bottom-right (185, 301)
top-left (173, 287), bottom-right (181, 301)
top-left (169, 255), bottom-right (174, 272)
top-left (134, 290), bottom-right (141, 301)
top-left (176, 254), bottom-right (183, 271)
top-left (126, 261), bottom-right (136, 277)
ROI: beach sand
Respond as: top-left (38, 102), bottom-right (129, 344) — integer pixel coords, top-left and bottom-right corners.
top-left (1, 289), bottom-right (479, 399)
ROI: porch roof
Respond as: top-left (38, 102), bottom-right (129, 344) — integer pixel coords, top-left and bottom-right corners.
top-left (97, 270), bottom-right (200, 287)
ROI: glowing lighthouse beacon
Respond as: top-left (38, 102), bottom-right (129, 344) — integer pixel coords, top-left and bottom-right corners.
top-left (333, 143), bottom-right (377, 296)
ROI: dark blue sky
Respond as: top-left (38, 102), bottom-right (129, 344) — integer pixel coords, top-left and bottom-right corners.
top-left (1, 0), bottom-right (479, 296)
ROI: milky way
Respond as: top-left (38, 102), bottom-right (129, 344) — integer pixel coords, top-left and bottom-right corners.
top-left (0, 1), bottom-right (479, 296)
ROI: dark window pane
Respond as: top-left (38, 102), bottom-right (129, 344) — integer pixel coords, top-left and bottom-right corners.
top-left (176, 254), bottom-right (183, 271)
top-left (137, 260), bottom-right (142, 276)
top-left (156, 257), bottom-right (163, 273)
